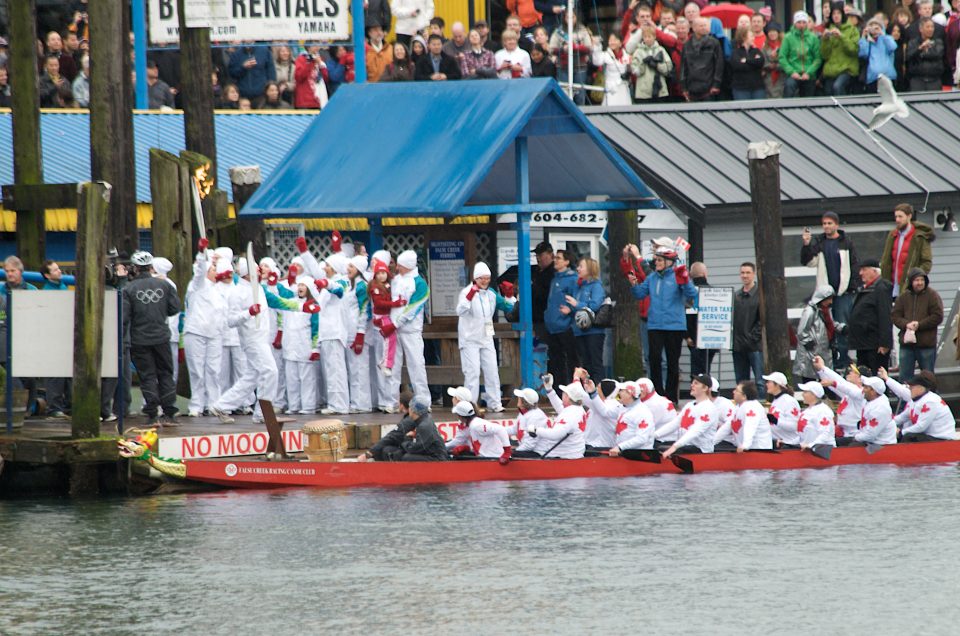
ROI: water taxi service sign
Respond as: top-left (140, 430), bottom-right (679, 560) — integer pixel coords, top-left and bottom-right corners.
top-left (696, 286), bottom-right (734, 350)
top-left (149, 0), bottom-right (348, 44)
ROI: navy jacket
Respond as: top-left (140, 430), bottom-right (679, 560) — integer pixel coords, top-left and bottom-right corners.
top-left (545, 268), bottom-right (579, 334)
top-left (630, 267), bottom-right (697, 331)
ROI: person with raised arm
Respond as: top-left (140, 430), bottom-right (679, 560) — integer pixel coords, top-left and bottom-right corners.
top-left (813, 355), bottom-right (865, 444)
top-left (581, 374), bottom-right (622, 450)
top-left (854, 376), bottom-right (896, 447)
top-left (533, 373), bottom-right (587, 459)
top-left (658, 374), bottom-right (719, 458)
top-left (879, 369), bottom-right (956, 442)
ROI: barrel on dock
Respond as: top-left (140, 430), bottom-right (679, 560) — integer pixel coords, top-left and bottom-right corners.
top-left (302, 420), bottom-right (347, 462)
top-left (1, 389), bottom-right (29, 431)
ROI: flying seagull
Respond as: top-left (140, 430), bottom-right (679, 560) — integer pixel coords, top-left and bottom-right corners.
top-left (867, 75), bottom-right (909, 132)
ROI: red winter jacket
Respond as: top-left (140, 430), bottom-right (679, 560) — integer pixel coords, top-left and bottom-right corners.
top-left (294, 54), bottom-right (329, 108)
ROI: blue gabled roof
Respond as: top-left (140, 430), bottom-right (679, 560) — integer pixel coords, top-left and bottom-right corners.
top-left (0, 110), bottom-right (316, 204)
top-left (240, 78), bottom-right (659, 217)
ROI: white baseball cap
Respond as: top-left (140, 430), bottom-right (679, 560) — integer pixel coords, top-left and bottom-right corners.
top-left (797, 381), bottom-right (825, 398)
top-left (762, 372), bottom-right (788, 388)
top-left (636, 378), bottom-right (655, 394)
top-left (559, 382), bottom-right (588, 403)
top-left (513, 388), bottom-right (539, 406)
top-left (447, 386), bottom-right (473, 403)
top-left (616, 381), bottom-right (640, 398)
top-left (861, 376), bottom-right (886, 395)
top-left (452, 401), bottom-right (476, 417)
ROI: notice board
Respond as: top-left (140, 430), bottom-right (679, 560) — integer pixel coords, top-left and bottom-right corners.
top-left (428, 240), bottom-right (467, 317)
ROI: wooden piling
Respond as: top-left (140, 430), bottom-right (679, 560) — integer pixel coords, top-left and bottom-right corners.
top-left (73, 182), bottom-right (111, 439)
top-left (608, 209), bottom-right (644, 378)
top-left (8, 0), bottom-right (46, 270)
top-left (748, 142), bottom-right (791, 377)
top-left (178, 0), bottom-right (218, 178)
top-left (89, 0), bottom-right (138, 255)
top-left (149, 149), bottom-right (192, 297)
top-left (231, 166), bottom-right (266, 259)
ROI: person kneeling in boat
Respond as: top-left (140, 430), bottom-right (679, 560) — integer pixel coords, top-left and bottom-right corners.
top-left (448, 401), bottom-right (513, 464)
top-left (880, 369), bottom-right (956, 442)
top-left (764, 372), bottom-right (803, 449)
top-left (533, 374), bottom-right (588, 459)
top-left (359, 392), bottom-right (416, 461)
top-left (714, 381), bottom-right (772, 452)
top-left (796, 381), bottom-right (836, 451)
top-left (852, 376), bottom-right (896, 446)
top-left (511, 387), bottom-right (551, 459)
top-left (658, 374), bottom-right (719, 458)
top-left (607, 381), bottom-right (656, 455)
top-left (813, 356), bottom-right (865, 445)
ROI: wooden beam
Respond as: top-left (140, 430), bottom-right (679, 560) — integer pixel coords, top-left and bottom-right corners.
top-left (8, 0), bottom-right (45, 270)
top-left (73, 182), bottom-right (111, 439)
top-left (1, 184), bottom-right (78, 211)
top-left (231, 166), bottom-right (267, 259)
top-left (748, 142), bottom-right (791, 377)
top-left (149, 149), bottom-right (192, 300)
top-left (89, 0), bottom-right (138, 255)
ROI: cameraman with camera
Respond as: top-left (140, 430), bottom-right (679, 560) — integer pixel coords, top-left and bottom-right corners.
top-left (101, 249), bottom-right (133, 423)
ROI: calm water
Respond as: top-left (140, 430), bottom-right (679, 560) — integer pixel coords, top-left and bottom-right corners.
top-left (3, 464), bottom-right (960, 635)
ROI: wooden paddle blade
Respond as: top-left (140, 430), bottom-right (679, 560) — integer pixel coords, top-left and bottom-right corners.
top-left (810, 444), bottom-right (833, 460)
top-left (671, 455), bottom-right (694, 474)
top-left (620, 449), bottom-right (662, 463)
top-left (866, 443), bottom-right (883, 455)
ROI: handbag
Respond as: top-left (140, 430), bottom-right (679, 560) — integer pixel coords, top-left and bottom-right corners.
top-left (904, 328), bottom-right (917, 344)
top-left (591, 297), bottom-right (615, 328)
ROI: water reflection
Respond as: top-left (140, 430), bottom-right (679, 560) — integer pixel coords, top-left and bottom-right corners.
top-left (3, 465), bottom-right (960, 634)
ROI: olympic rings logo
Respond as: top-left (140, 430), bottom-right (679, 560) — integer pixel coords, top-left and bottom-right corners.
top-left (136, 288), bottom-right (165, 304)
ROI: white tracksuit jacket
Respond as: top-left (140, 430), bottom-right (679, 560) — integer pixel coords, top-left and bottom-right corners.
top-left (712, 395), bottom-right (736, 444)
top-left (584, 393), bottom-right (621, 448)
top-left (768, 393), bottom-right (803, 446)
top-left (644, 392), bottom-right (678, 441)
top-left (615, 400), bottom-right (657, 450)
top-left (817, 366), bottom-right (864, 438)
top-left (886, 378), bottom-right (956, 439)
top-left (513, 407), bottom-right (550, 453)
top-left (798, 402), bottom-right (837, 448)
top-left (715, 399), bottom-right (772, 449)
top-left (855, 395), bottom-right (897, 445)
top-left (657, 399), bottom-right (717, 453)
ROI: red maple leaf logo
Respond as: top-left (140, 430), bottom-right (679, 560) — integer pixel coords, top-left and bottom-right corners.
top-left (868, 418), bottom-right (879, 428)
top-left (471, 439), bottom-right (481, 454)
top-left (769, 407), bottom-right (779, 419)
top-left (746, 410), bottom-right (757, 418)
top-left (791, 407), bottom-right (800, 417)
top-left (700, 414), bottom-right (711, 422)
top-left (680, 409), bottom-right (695, 429)
top-left (797, 417), bottom-right (807, 433)
top-left (910, 411), bottom-right (919, 424)
top-left (638, 420), bottom-right (649, 429)
top-left (546, 419), bottom-right (555, 428)
top-left (615, 418), bottom-right (627, 436)
top-left (921, 403), bottom-right (931, 413)
top-left (731, 418), bottom-right (743, 434)
top-left (837, 399), bottom-right (848, 415)
top-left (820, 417), bottom-right (832, 428)
top-left (834, 424), bottom-right (844, 437)
top-left (667, 403), bottom-right (676, 411)
top-left (579, 413), bottom-right (588, 432)
top-left (859, 417), bottom-right (867, 429)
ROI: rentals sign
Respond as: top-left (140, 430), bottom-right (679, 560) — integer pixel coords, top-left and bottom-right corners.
top-left (149, 0), bottom-right (348, 45)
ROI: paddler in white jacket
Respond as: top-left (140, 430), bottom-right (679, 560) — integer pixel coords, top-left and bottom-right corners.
top-left (813, 355), bottom-right (864, 443)
top-left (796, 381), bottom-right (837, 450)
top-left (714, 381), bottom-right (772, 451)
top-left (607, 380), bottom-right (656, 454)
top-left (658, 374), bottom-right (719, 457)
top-left (581, 375), bottom-right (623, 450)
top-left (881, 369), bottom-right (956, 441)
top-left (637, 378), bottom-right (677, 441)
top-left (854, 376), bottom-right (896, 446)
top-left (510, 387), bottom-right (551, 458)
top-left (447, 401), bottom-right (513, 463)
top-left (537, 374), bottom-right (587, 459)
top-left (456, 261), bottom-right (515, 413)
top-left (183, 238), bottom-right (227, 417)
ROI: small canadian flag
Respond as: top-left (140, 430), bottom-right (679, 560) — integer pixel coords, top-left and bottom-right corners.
top-left (675, 237), bottom-right (691, 252)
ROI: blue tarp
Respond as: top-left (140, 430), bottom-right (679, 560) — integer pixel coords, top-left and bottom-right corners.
top-left (240, 78), bottom-right (659, 217)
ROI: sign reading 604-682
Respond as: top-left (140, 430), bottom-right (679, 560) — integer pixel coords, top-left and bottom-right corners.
top-left (531, 211), bottom-right (607, 227)
top-left (149, 0), bottom-right (348, 45)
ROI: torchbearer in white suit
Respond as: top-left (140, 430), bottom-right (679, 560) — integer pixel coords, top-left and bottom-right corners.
top-left (183, 239), bottom-right (227, 416)
top-left (456, 261), bottom-right (515, 412)
top-left (345, 254), bottom-right (372, 413)
top-left (388, 250), bottom-right (432, 406)
top-left (213, 247), bottom-right (247, 400)
top-left (315, 253), bottom-right (352, 415)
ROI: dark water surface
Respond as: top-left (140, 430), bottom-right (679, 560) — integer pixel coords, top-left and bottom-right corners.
top-left (3, 464), bottom-right (960, 635)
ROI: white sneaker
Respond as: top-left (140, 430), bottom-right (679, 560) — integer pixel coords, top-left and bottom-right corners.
top-left (489, 405), bottom-right (505, 413)
top-left (350, 408), bottom-right (373, 414)
top-left (297, 410), bottom-right (314, 415)
top-left (380, 406), bottom-right (398, 414)
top-left (186, 410), bottom-right (202, 418)
top-left (209, 406), bottom-right (235, 424)
top-left (320, 408), bottom-right (346, 415)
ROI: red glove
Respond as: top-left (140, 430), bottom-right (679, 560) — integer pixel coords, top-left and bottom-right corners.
top-left (215, 270), bottom-right (232, 282)
top-left (499, 281), bottom-right (515, 298)
top-left (451, 445), bottom-right (470, 456)
top-left (302, 299), bottom-right (320, 314)
top-left (287, 267), bottom-right (298, 287)
top-left (674, 265), bottom-right (690, 285)
top-left (248, 304), bottom-right (261, 316)
top-left (391, 298), bottom-right (408, 307)
top-left (380, 322), bottom-right (396, 338)
top-left (350, 333), bottom-right (365, 354)
top-left (315, 278), bottom-right (329, 291)
top-left (309, 352), bottom-right (320, 362)
top-left (466, 284), bottom-right (480, 301)
top-left (295, 236), bottom-right (308, 254)
top-left (178, 348), bottom-right (185, 364)
top-left (272, 331), bottom-right (283, 349)
top-left (499, 446), bottom-right (513, 465)
top-left (373, 317), bottom-right (383, 328)
top-left (331, 230), bottom-right (342, 253)
top-left (197, 237), bottom-right (209, 252)
top-left (266, 271), bottom-right (279, 286)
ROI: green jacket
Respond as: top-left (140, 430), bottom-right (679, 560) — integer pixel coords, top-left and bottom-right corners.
top-left (820, 22), bottom-right (859, 79)
top-left (780, 26), bottom-right (822, 76)
top-left (880, 222), bottom-right (934, 294)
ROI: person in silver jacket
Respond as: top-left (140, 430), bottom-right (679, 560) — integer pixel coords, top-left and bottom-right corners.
top-left (793, 285), bottom-right (837, 382)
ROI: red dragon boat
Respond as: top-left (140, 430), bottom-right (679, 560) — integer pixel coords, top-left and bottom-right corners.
top-left (120, 438), bottom-right (960, 490)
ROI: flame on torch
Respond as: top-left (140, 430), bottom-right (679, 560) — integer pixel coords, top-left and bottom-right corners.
top-left (193, 164), bottom-right (213, 200)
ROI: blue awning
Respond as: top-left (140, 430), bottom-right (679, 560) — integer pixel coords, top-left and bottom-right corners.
top-left (240, 78), bottom-right (661, 218)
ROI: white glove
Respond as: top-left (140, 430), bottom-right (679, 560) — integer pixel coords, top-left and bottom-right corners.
top-left (541, 373), bottom-right (554, 392)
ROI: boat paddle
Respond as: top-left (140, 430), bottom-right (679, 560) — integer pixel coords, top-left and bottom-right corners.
top-left (540, 432), bottom-right (572, 459)
top-left (809, 444), bottom-right (833, 460)
top-left (617, 449), bottom-right (662, 463)
top-left (866, 443), bottom-right (884, 455)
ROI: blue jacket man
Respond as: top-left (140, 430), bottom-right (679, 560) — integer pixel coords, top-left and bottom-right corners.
top-left (630, 246), bottom-right (696, 403)
top-left (228, 45), bottom-right (277, 99)
top-left (544, 250), bottom-right (581, 384)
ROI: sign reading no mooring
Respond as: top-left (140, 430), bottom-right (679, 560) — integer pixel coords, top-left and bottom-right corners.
top-left (149, 0), bottom-right (348, 45)
top-left (696, 286), bottom-right (734, 350)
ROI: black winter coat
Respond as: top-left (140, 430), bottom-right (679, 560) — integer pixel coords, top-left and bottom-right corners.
top-left (401, 414), bottom-right (449, 459)
top-left (729, 44), bottom-right (765, 91)
top-left (680, 34), bottom-right (724, 95)
top-left (846, 278), bottom-right (894, 351)
top-left (414, 53), bottom-right (463, 81)
top-left (733, 285), bottom-right (762, 352)
top-left (122, 272), bottom-right (181, 347)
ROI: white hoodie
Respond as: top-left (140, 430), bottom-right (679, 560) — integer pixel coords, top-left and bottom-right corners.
top-left (715, 400), bottom-right (772, 449)
top-left (817, 366), bottom-right (863, 438)
top-left (798, 402), bottom-right (836, 448)
top-left (768, 392), bottom-right (803, 446)
top-left (855, 395), bottom-right (897, 445)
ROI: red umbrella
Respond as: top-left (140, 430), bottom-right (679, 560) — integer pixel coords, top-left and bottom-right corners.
top-left (700, 3), bottom-right (754, 29)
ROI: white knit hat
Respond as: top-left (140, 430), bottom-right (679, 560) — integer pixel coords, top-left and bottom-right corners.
top-left (152, 257), bottom-right (173, 276)
top-left (397, 250), bottom-right (417, 270)
top-left (371, 249), bottom-right (392, 266)
top-left (327, 252), bottom-right (349, 276)
top-left (473, 262), bottom-right (491, 279)
top-left (214, 246), bottom-right (234, 262)
top-left (349, 255), bottom-right (369, 274)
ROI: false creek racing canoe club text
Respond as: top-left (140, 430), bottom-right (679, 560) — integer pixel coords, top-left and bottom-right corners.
top-left (224, 463), bottom-right (318, 477)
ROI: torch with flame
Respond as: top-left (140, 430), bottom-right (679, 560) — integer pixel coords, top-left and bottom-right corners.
top-left (192, 163), bottom-right (213, 243)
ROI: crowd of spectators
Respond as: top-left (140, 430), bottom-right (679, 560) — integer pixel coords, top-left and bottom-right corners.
top-left (2, 0), bottom-right (958, 112)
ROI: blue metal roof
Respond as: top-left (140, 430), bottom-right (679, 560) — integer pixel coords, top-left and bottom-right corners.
top-left (240, 78), bottom-right (660, 218)
top-left (0, 110), bottom-right (316, 204)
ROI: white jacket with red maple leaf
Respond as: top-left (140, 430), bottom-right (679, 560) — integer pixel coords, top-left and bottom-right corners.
top-left (817, 366), bottom-right (864, 438)
top-left (854, 395), bottom-right (896, 445)
top-left (798, 402), bottom-right (837, 448)
top-left (531, 403), bottom-right (587, 458)
top-left (643, 392), bottom-right (678, 441)
top-left (468, 419), bottom-right (511, 458)
top-left (894, 389), bottom-right (956, 440)
top-left (768, 393), bottom-right (802, 446)
top-left (512, 407), bottom-right (550, 453)
top-left (657, 399), bottom-right (717, 453)
top-left (712, 395), bottom-right (736, 444)
top-left (715, 399), bottom-right (771, 449)
top-left (584, 393), bottom-right (622, 449)
top-left (615, 400), bottom-right (656, 450)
